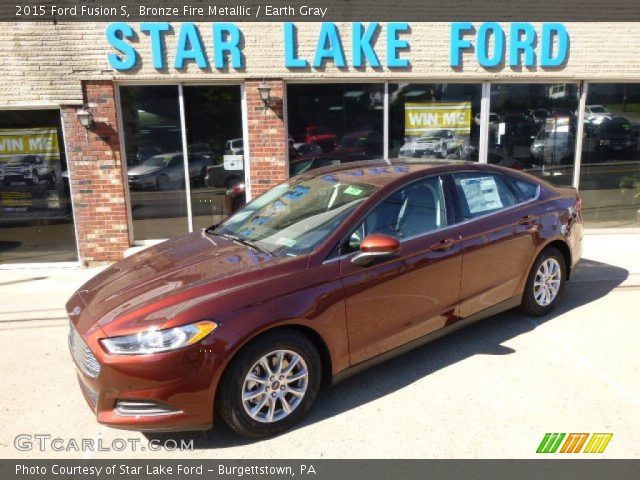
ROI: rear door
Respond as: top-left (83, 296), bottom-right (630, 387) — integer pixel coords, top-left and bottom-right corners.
top-left (448, 171), bottom-right (540, 317)
top-left (339, 175), bottom-right (463, 365)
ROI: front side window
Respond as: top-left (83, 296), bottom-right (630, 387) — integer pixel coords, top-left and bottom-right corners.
top-left (348, 176), bottom-right (447, 250)
top-left (452, 173), bottom-right (516, 220)
top-left (213, 177), bottom-right (379, 257)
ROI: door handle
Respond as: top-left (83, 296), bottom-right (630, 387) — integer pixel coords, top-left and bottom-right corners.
top-left (519, 215), bottom-right (536, 226)
top-left (429, 238), bottom-right (457, 252)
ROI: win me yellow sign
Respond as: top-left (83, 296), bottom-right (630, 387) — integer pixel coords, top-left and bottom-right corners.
top-left (404, 102), bottom-right (471, 136)
top-left (0, 128), bottom-right (60, 160)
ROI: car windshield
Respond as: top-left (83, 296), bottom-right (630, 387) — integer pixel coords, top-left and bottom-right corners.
top-left (590, 106), bottom-right (607, 113)
top-left (212, 176), bottom-right (379, 256)
top-left (143, 155), bottom-right (174, 167)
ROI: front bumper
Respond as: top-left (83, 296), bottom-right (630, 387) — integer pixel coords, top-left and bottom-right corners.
top-left (69, 325), bottom-right (221, 432)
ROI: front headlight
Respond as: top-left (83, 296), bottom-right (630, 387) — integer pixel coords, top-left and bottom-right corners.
top-left (100, 321), bottom-right (217, 355)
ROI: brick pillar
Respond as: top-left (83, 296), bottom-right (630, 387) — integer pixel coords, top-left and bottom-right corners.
top-left (245, 79), bottom-right (288, 198)
top-left (62, 81), bottom-right (130, 266)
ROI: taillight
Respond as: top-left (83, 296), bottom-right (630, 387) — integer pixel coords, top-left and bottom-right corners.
top-left (575, 195), bottom-right (582, 212)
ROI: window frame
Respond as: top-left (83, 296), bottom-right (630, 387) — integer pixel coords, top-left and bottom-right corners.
top-left (444, 170), bottom-right (541, 226)
top-left (116, 82), bottom-right (247, 242)
top-left (334, 173), bottom-right (456, 258)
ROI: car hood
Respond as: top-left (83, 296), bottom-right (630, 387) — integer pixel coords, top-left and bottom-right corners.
top-left (128, 165), bottom-right (162, 176)
top-left (66, 232), bottom-right (301, 337)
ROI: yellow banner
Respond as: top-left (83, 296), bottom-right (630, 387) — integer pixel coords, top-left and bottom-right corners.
top-left (0, 127), bottom-right (60, 161)
top-left (404, 102), bottom-right (472, 136)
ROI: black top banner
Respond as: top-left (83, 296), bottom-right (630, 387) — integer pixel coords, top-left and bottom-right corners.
top-left (2, 0), bottom-right (640, 22)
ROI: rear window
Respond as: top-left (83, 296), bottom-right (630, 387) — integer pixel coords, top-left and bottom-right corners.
top-left (511, 178), bottom-right (540, 201)
top-left (452, 173), bottom-right (517, 219)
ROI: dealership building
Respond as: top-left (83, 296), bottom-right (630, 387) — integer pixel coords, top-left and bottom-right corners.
top-left (1, 17), bottom-right (640, 266)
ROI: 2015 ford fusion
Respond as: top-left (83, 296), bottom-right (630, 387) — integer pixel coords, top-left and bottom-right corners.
top-left (67, 160), bottom-right (583, 438)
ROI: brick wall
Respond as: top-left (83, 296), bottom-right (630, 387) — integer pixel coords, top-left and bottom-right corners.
top-left (61, 81), bottom-right (130, 265)
top-left (245, 79), bottom-right (288, 197)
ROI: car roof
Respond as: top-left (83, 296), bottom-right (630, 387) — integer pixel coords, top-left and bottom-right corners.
top-left (298, 159), bottom-right (494, 187)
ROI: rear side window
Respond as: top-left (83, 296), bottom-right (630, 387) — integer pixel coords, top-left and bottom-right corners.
top-left (511, 178), bottom-right (540, 201)
top-left (452, 172), bottom-right (517, 220)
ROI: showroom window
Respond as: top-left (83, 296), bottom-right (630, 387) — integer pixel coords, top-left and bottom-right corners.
top-left (120, 84), bottom-right (244, 240)
top-left (487, 83), bottom-right (580, 187)
top-left (0, 109), bottom-right (76, 263)
top-left (183, 86), bottom-right (244, 231)
top-left (287, 84), bottom-right (384, 176)
top-left (389, 83), bottom-right (482, 161)
top-left (579, 83), bottom-right (640, 228)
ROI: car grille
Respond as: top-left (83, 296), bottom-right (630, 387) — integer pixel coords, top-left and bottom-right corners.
top-left (115, 400), bottom-right (180, 417)
top-left (68, 326), bottom-right (101, 378)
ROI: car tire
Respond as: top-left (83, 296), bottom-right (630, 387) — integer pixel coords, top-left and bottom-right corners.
top-left (520, 247), bottom-right (566, 317)
top-left (217, 329), bottom-right (322, 438)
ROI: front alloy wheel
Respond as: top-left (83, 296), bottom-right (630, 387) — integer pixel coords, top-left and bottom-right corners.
top-left (242, 350), bottom-right (309, 423)
top-left (217, 330), bottom-right (321, 438)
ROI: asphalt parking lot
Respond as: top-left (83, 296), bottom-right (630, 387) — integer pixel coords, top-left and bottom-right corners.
top-left (0, 233), bottom-right (638, 459)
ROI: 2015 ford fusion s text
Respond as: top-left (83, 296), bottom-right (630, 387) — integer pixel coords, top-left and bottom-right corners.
top-left (67, 160), bottom-right (583, 438)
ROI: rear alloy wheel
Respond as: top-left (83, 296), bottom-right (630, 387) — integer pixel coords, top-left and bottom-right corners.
top-left (217, 330), bottom-right (321, 438)
top-left (521, 247), bottom-right (566, 316)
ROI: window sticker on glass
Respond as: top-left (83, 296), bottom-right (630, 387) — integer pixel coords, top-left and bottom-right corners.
top-left (276, 237), bottom-right (297, 247)
top-left (344, 186), bottom-right (364, 196)
top-left (460, 176), bottom-right (503, 214)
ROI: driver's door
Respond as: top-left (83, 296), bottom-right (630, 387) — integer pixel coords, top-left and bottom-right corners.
top-left (339, 175), bottom-right (463, 365)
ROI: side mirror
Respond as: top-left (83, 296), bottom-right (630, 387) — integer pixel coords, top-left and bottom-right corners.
top-left (351, 234), bottom-right (400, 267)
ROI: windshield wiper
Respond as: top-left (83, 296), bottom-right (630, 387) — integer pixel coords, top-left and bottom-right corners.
top-left (216, 232), bottom-right (272, 256)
